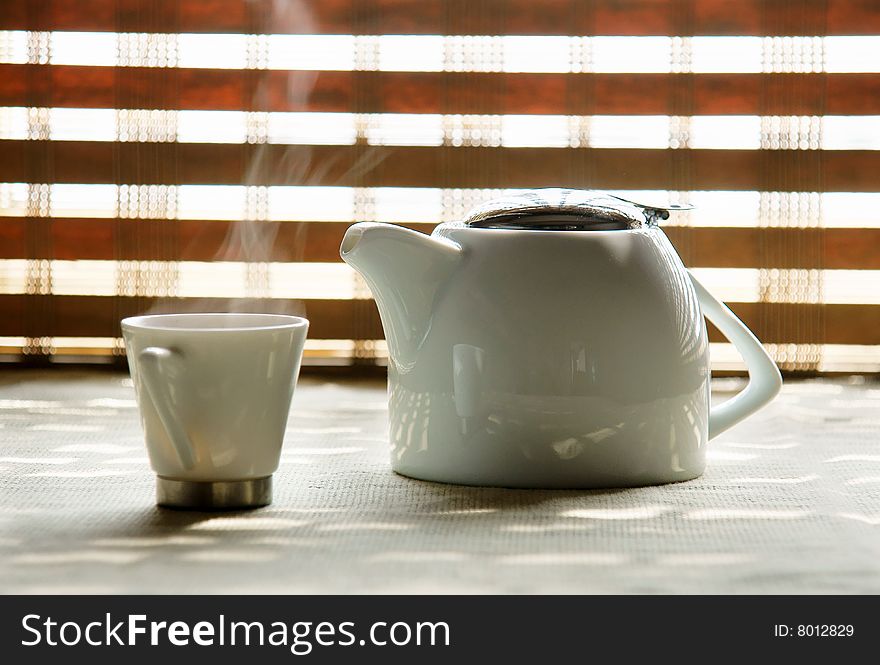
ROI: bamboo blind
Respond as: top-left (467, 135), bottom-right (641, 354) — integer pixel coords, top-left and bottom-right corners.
top-left (0, 0), bottom-right (879, 372)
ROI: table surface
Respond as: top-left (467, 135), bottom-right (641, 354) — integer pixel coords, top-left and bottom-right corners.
top-left (1, 369), bottom-right (878, 594)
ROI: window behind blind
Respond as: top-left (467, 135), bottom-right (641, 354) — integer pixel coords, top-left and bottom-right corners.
top-left (0, 0), bottom-right (878, 373)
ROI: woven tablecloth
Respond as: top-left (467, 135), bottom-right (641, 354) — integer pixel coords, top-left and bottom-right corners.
top-left (1, 369), bottom-right (878, 594)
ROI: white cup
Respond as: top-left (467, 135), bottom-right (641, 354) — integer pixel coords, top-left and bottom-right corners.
top-left (121, 313), bottom-right (309, 509)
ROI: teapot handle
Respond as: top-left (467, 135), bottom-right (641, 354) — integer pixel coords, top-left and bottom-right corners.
top-left (688, 271), bottom-right (782, 440)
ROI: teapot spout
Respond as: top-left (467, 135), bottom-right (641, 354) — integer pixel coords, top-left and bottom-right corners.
top-left (340, 223), bottom-right (461, 369)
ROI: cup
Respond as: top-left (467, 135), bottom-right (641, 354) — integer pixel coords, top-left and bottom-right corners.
top-left (121, 313), bottom-right (309, 510)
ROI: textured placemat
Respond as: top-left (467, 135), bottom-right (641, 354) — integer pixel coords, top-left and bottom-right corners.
top-left (1, 370), bottom-right (878, 594)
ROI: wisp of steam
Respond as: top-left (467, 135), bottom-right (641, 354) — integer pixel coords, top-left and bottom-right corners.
top-left (148, 0), bottom-right (389, 321)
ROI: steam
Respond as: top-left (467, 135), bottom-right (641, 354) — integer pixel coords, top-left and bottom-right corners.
top-left (148, 0), bottom-right (388, 319)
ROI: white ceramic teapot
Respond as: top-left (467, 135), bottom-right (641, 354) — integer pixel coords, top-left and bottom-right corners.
top-left (340, 189), bottom-right (781, 488)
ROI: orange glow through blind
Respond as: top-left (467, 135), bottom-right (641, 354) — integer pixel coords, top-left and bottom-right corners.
top-left (0, 0), bottom-right (879, 372)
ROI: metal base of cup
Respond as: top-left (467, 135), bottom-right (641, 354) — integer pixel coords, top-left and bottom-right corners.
top-left (156, 476), bottom-right (272, 510)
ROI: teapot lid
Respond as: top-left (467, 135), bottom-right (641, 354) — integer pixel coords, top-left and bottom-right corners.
top-left (463, 188), bottom-right (692, 230)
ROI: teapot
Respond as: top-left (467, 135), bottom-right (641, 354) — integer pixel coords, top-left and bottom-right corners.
top-left (340, 189), bottom-right (781, 488)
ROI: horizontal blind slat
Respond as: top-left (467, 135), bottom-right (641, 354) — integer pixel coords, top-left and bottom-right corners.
top-left (2, 0), bottom-right (878, 36)
top-left (2, 141), bottom-right (877, 191)
top-left (1, 220), bottom-right (879, 269)
top-left (0, 294), bottom-right (382, 339)
top-left (1, 294), bottom-right (877, 345)
top-left (3, 66), bottom-right (880, 115)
